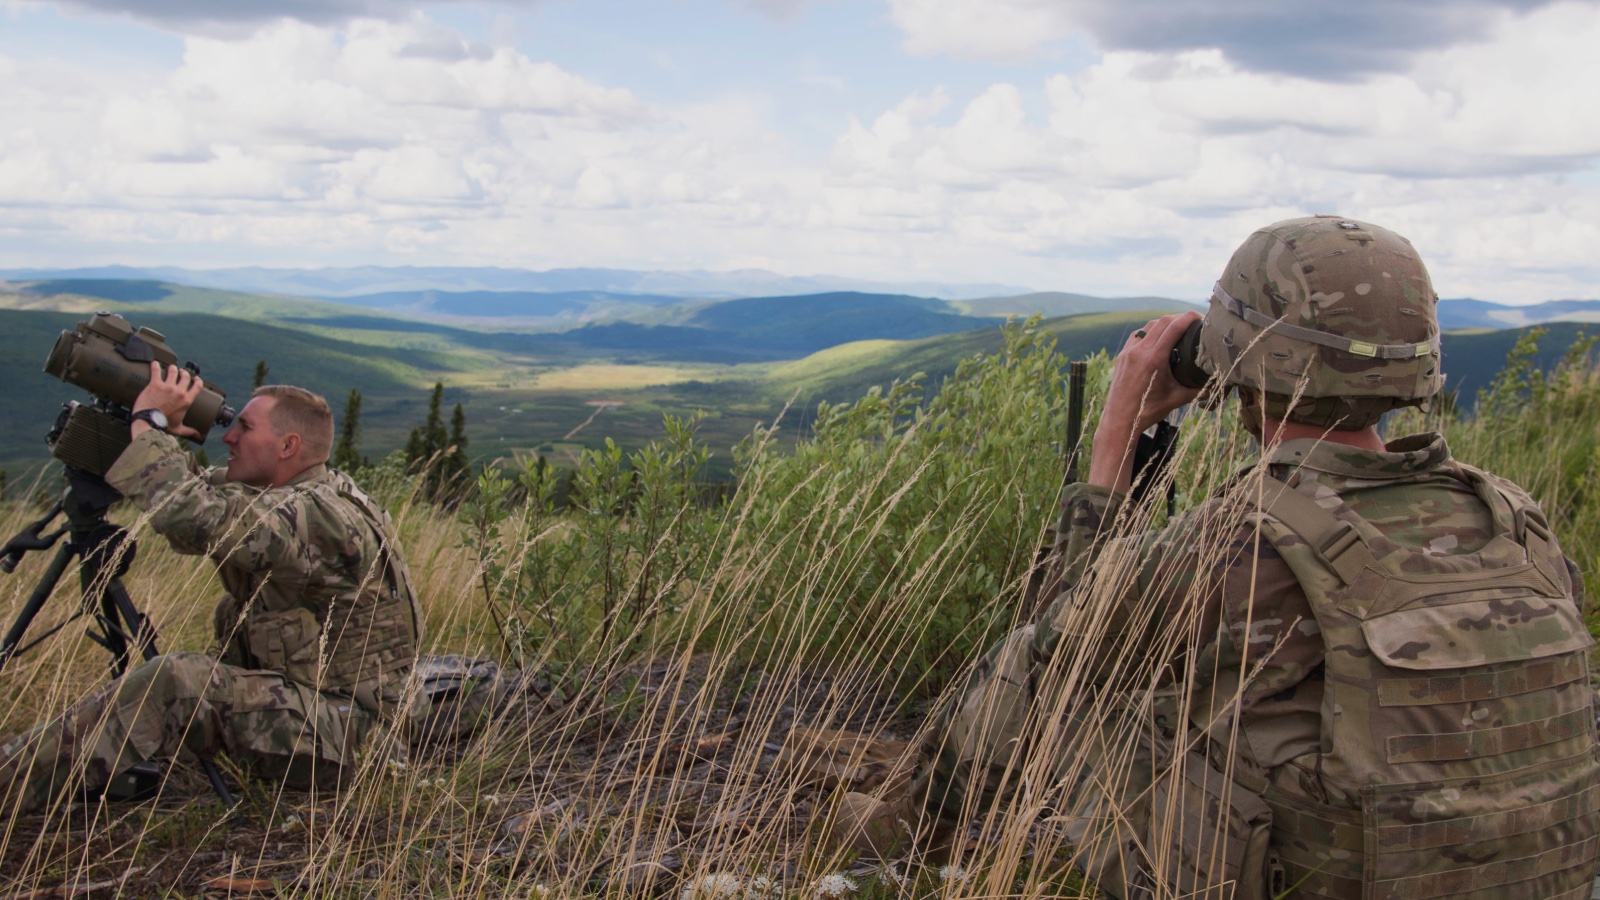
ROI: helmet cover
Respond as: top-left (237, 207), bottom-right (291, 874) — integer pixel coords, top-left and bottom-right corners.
top-left (1196, 215), bottom-right (1444, 428)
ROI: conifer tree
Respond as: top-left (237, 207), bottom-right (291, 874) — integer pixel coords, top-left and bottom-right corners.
top-left (252, 360), bottom-right (268, 388)
top-left (334, 389), bottom-right (364, 471)
top-left (406, 382), bottom-right (459, 499)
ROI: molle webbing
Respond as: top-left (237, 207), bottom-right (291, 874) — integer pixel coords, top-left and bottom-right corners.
top-left (1385, 708), bottom-right (1591, 764)
top-left (1377, 655), bottom-right (1586, 707)
top-left (336, 482), bottom-right (422, 644)
top-left (1377, 835), bottom-right (1599, 899)
top-left (1376, 781), bottom-right (1600, 853)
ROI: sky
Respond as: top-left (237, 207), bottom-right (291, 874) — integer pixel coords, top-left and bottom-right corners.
top-left (1, 0), bottom-right (1598, 302)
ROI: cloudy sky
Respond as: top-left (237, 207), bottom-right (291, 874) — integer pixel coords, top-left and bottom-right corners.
top-left (1, 0), bottom-right (1597, 302)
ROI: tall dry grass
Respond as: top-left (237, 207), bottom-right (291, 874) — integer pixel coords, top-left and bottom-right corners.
top-left (0, 324), bottom-right (1594, 898)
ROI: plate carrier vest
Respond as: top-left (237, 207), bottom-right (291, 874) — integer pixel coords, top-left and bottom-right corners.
top-left (1246, 463), bottom-right (1600, 899)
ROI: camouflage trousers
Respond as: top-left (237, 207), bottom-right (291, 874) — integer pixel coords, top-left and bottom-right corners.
top-left (0, 652), bottom-right (375, 816)
top-left (915, 625), bottom-right (1276, 899)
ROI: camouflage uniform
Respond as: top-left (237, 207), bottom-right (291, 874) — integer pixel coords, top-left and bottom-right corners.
top-left (920, 432), bottom-right (1599, 898)
top-left (0, 430), bottom-right (424, 814)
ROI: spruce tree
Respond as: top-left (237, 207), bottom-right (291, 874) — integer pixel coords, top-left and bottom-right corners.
top-left (406, 382), bottom-right (455, 499)
top-left (334, 389), bottom-right (364, 471)
top-left (406, 382), bottom-right (447, 467)
top-left (252, 360), bottom-right (268, 388)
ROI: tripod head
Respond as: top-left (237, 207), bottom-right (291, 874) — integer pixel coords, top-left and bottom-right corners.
top-left (1, 467), bottom-right (134, 573)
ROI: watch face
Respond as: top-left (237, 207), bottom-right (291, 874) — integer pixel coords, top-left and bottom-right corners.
top-left (136, 409), bottom-right (169, 429)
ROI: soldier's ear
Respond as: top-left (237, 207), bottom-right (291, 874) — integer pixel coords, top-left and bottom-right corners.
top-left (279, 432), bottom-right (302, 460)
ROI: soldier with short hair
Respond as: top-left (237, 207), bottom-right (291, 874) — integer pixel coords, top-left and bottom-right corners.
top-left (839, 216), bottom-right (1600, 898)
top-left (0, 365), bottom-right (424, 813)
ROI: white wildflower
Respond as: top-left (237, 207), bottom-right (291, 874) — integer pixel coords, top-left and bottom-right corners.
top-left (810, 873), bottom-right (858, 898)
top-left (531, 885), bottom-right (551, 898)
top-left (279, 812), bottom-right (304, 833)
top-left (877, 866), bottom-right (908, 887)
top-left (485, 794), bottom-right (505, 807)
top-left (938, 864), bottom-right (968, 883)
top-left (681, 873), bottom-right (742, 899)
top-left (385, 758), bottom-right (409, 779)
top-left (744, 876), bottom-right (776, 898)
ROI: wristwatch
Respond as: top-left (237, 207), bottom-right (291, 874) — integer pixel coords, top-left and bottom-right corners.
top-left (130, 409), bottom-right (170, 431)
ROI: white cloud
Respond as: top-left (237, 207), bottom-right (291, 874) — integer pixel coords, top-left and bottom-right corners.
top-left (801, 2), bottom-right (1600, 299)
top-left (887, 0), bottom-right (1073, 62)
top-left (1, 3), bottom-right (1598, 303)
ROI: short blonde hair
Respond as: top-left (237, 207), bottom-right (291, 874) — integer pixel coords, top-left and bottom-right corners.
top-left (252, 385), bottom-right (334, 464)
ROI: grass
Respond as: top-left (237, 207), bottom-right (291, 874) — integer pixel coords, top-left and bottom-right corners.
top-left (1, 322), bottom-right (1595, 899)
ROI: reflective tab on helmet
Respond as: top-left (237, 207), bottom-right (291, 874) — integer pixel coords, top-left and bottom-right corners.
top-left (1348, 341), bottom-right (1378, 357)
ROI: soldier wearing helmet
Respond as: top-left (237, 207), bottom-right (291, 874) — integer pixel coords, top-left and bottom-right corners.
top-left (834, 216), bottom-right (1600, 898)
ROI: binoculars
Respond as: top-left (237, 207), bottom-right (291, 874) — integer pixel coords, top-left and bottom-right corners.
top-left (43, 313), bottom-right (235, 475)
top-left (1169, 319), bottom-right (1209, 390)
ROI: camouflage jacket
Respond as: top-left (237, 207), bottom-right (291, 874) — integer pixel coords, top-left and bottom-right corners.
top-left (106, 430), bottom-right (424, 719)
top-left (1035, 432), bottom-right (1588, 774)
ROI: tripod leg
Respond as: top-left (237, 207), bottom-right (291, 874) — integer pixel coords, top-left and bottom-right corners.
top-left (103, 578), bottom-right (158, 668)
top-left (0, 544), bottom-right (75, 675)
top-left (202, 759), bottom-right (238, 811)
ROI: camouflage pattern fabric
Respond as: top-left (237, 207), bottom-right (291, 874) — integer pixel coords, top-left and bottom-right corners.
top-left (1247, 455), bottom-right (1599, 899)
top-left (1, 431), bottom-right (421, 814)
top-left (408, 655), bottom-right (564, 745)
top-left (916, 432), bottom-right (1597, 898)
top-left (1196, 216), bottom-right (1444, 429)
top-left (104, 430), bottom-right (424, 719)
top-left (0, 652), bottom-right (373, 814)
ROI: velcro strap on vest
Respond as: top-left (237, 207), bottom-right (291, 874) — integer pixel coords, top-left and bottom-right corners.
top-left (1256, 481), bottom-right (1373, 583)
top-left (1378, 654), bottom-right (1587, 706)
top-left (1213, 282), bottom-right (1439, 360)
top-left (1374, 833), bottom-right (1599, 899)
top-left (1387, 707), bottom-right (1591, 764)
top-left (1376, 782), bottom-right (1600, 853)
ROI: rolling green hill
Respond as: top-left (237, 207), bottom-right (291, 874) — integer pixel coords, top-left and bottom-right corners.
top-left (767, 310), bottom-right (1152, 401)
top-left (1, 294), bottom-right (1587, 487)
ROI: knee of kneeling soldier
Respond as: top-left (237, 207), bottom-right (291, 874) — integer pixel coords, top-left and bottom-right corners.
top-left (114, 652), bottom-right (229, 707)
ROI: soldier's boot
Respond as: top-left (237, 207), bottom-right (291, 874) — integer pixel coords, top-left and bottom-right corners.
top-left (831, 791), bottom-right (959, 863)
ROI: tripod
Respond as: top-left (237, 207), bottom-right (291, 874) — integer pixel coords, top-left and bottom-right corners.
top-left (1, 466), bottom-right (237, 810)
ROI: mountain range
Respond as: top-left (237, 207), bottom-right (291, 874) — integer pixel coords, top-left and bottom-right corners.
top-left (0, 265), bottom-right (1029, 302)
top-left (5, 267), bottom-right (1593, 332)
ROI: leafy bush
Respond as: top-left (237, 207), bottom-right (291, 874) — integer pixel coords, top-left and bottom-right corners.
top-left (460, 318), bottom-right (1110, 697)
top-left (724, 318), bottom-right (1105, 691)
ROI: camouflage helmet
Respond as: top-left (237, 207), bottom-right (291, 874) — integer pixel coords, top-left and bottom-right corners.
top-left (1195, 215), bottom-right (1443, 430)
